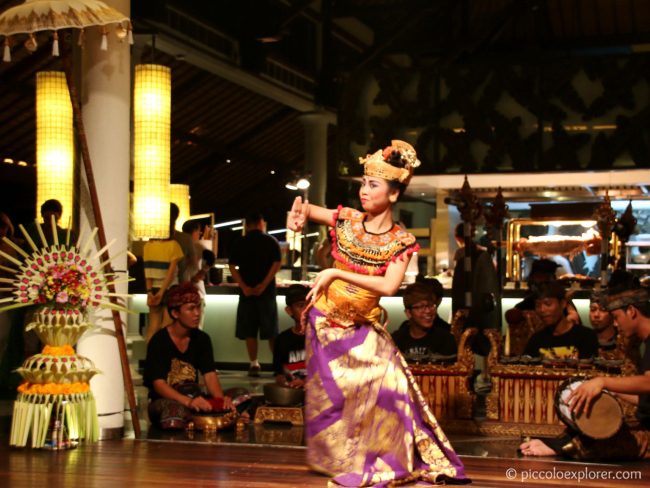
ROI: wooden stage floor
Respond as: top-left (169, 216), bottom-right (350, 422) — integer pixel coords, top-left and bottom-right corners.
top-left (1, 432), bottom-right (648, 487)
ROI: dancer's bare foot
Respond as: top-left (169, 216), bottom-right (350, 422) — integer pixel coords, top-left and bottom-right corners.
top-left (519, 438), bottom-right (557, 456)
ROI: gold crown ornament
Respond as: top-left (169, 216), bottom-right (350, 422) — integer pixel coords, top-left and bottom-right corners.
top-left (358, 140), bottom-right (421, 183)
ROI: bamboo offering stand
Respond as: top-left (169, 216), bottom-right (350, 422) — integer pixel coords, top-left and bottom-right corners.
top-left (0, 1), bottom-right (139, 436)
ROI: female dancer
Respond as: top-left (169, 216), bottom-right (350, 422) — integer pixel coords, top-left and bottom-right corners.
top-left (288, 141), bottom-right (468, 486)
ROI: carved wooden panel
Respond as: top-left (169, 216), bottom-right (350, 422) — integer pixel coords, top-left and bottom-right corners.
top-left (339, 56), bottom-right (650, 174)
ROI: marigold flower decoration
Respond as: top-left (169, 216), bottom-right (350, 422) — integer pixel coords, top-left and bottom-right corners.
top-left (0, 219), bottom-right (129, 313)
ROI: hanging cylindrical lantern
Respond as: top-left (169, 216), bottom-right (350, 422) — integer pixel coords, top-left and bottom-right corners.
top-left (36, 71), bottom-right (74, 227)
top-left (170, 183), bottom-right (190, 231)
top-left (132, 64), bottom-right (171, 239)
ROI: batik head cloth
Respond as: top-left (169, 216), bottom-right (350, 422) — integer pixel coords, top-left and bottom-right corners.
top-left (606, 287), bottom-right (650, 311)
top-left (167, 282), bottom-right (201, 308)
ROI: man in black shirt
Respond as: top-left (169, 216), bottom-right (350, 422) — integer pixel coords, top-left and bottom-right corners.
top-left (589, 290), bottom-right (618, 355)
top-left (229, 211), bottom-right (282, 377)
top-left (523, 281), bottom-right (599, 359)
top-left (521, 273), bottom-right (650, 460)
top-left (273, 284), bottom-right (309, 388)
top-left (392, 282), bottom-right (457, 359)
top-left (144, 283), bottom-right (230, 429)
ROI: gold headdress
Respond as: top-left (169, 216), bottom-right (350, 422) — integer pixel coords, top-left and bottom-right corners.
top-left (358, 140), bottom-right (421, 184)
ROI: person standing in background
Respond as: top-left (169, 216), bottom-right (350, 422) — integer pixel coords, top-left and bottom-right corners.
top-left (170, 203), bottom-right (196, 285)
top-left (228, 211), bottom-right (281, 377)
top-left (143, 205), bottom-right (184, 343)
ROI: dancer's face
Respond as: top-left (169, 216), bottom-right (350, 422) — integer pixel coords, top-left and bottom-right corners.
top-left (359, 176), bottom-right (398, 214)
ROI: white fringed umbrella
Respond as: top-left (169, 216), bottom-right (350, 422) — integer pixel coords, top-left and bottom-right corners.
top-left (0, 0), bottom-right (140, 437)
top-left (0, 0), bottom-right (132, 60)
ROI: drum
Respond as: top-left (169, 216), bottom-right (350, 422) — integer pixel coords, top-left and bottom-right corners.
top-left (554, 377), bottom-right (623, 439)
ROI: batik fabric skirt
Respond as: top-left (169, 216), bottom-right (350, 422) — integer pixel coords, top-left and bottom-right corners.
top-left (305, 306), bottom-right (468, 487)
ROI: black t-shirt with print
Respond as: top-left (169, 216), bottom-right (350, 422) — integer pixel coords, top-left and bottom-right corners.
top-left (143, 327), bottom-right (215, 401)
top-left (391, 317), bottom-right (457, 357)
top-left (273, 327), bottom-right (306, 378)
top-left (524, 323), bottom-right (599, 359)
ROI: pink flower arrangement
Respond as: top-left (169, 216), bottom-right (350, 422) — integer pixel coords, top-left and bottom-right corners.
top-left (32, 262), bottom-right (93, 309)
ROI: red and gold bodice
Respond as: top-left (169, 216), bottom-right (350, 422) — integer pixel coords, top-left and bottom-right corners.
top-left (314, 206), bottom-right (419, 326)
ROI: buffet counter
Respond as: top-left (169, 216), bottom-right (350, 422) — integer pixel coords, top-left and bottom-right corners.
top-left (128, 285), bottom-right (437, 365)
top-left (127, 286), bottom-right (593, 366)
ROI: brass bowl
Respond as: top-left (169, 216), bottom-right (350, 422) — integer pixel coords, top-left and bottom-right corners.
top-left (263, 383), bottom-right (304, 407)
top-left (189, 409), bottom-right (238, 431)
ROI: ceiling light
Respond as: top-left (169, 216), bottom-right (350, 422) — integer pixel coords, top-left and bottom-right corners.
top-left (36, 72), bottom-right (74, 226)
top-left (132, 64), bottom-right (172, 239)
top-left (213, 219), bottom-right (243, 229)
top-left (4, 158), bottom-right (13, 164)
top-left (226, 159), bottom-right (231, 164)
top-left (285, 182), bottom-right (298, 190)
top-left (17, 160), bottom-right (28, 167)
top-left (296, 178), bottom-right (310, 190)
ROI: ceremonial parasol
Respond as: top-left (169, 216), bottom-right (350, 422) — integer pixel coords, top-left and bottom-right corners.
top-left (0, 0), bottom-right (132, 60)
top-left (0, 0), bottom-right (140, 436)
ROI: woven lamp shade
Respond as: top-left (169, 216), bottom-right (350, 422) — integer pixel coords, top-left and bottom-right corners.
top-left (170, 184), bottom-right (190, 231)
top-left (36, 71), bottom-right (74, 227)
top-left (132, 64), bottom-right (171, 239)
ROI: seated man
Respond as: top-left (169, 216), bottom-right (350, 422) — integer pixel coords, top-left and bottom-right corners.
top-left (505, 258), bottom-right (558, 324)
top-left (523, 281), bottom-right (599, 359)
top-left (589, 290), bottom-right (618, 356)
top-left (392, 282), bottom-right (457, 358)
top-left (520, 273), bottom-right (650, 460)
top-left (273, 284), bottom-right (309, 388)
top-left (144, 282), bottom-right (231, 430)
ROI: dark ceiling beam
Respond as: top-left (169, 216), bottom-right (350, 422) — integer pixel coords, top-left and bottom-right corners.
top-left (171, 107), bottom-right (297, 183)
top-left (611, 0), bottom-right (620, 37)
top-left (352, 1), bottom-right (446, 71)
top-left (187, 159), bottom-right (297, 217)
top-left (408, 31), bottom-right (650, 59)
top-left (172, 135), bottom-right (274, 183)
top-left (540, 0), bottom-right (555, 44)
top-left (594, 0), bottom-right (603, 37)
top-left (226, 107), bottom-right (296, 148)
top-left (331, 0), bottom-right (434, 17)
top-left (556, 0), bottom-right (566, 38)
top-left (278, 0), bottom-right (317, 29)
top-left (0, 46), bottom-right (54, 96)
top-left (575, 0), bottom-right (584, 38)
top-left (411, 0), bottom-right (555, 66)
top-left (628, 0), bottom-right (638, 36)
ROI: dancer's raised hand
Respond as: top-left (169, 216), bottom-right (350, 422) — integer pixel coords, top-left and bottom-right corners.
top-left (287, 196), bottom-right (309, 232)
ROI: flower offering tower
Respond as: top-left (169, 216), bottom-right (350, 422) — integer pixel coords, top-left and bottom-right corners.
top-left (0, 218), bottom-right (128, 448)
